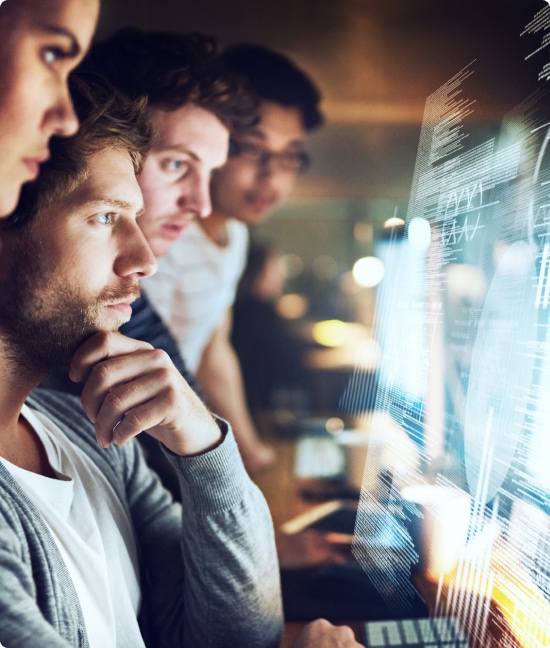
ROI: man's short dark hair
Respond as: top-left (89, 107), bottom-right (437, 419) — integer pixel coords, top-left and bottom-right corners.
top-left (4, 71), bottom-right (152, 230)
top-left (220, 44), bottom-right (323, 132)
top-left (88, 28), bottom-right (258, 133)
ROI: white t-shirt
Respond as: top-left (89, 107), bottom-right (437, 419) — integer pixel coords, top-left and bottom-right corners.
top-left (144, 219), bottom-right (249, 373)
top-left (0, 405), bottom-right (144, 648)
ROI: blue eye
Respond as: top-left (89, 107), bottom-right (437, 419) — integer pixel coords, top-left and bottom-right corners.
top-left (96, 213), bottom-right (114, 225)
top-left (163, 159), bottom-right (191, 175)
top-left (42, 47), bottom-right (62, 66)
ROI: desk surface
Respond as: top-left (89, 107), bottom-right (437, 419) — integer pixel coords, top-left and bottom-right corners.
top-left (252, 416), bottom-right (550, 648)
top-left (252, 425), bottom-right (365, 647)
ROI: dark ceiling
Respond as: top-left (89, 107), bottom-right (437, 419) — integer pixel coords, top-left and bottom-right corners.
top-left (96, 0), bottom-right (549, 204)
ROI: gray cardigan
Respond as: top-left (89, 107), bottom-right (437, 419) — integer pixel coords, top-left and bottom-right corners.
top-left (0, 388), bottom-right (283, 647)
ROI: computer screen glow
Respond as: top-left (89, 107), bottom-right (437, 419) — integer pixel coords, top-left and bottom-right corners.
top-left (348, 5), bottom-right (550, 646)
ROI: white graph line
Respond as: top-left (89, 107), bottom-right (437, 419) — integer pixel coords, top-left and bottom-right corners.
top-left (536, 243), bottom-right (550, 309)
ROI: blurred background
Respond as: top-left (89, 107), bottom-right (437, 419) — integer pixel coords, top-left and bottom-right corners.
top-left (96, 0), bottom-right (546, 414)
top-left (93, 2), bottom-right (550, 636)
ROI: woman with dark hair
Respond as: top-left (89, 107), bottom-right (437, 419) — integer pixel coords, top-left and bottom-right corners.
top-left (0, 0), bottom-right (98, 218)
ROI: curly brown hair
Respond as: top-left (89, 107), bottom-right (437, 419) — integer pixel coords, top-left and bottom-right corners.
top-left (4, 71), bottom-right (152, 229)
top-left (88, 28), bottom-right (258, 133)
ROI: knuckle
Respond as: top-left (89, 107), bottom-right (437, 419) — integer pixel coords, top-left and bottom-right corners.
top-left (123, 409), bottom-right (144, 433)
top-left (314, 619), bottom-right (331, 629)
top-left (150, 347), bottom-right (170, 365)
top-left (104, 388), bottom-right (124, 412)
top-left (153, 365), bottom-right (174, 389)
top-left (92, 361), bottom-right (112, 383)
top-left (163, 384), bottom-right (180, 408)
top-left (338, 626), bottom-right (354, 638)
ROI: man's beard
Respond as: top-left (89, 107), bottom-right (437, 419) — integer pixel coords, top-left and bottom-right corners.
top-left (0, 231), bottom-right (140, 376)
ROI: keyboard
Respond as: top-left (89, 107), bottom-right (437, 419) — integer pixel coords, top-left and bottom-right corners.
top-left (363, 617), bottom-right (469, 647)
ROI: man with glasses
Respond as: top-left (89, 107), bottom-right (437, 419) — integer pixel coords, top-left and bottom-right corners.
top-left (145, 45), bottom-right (323, 472)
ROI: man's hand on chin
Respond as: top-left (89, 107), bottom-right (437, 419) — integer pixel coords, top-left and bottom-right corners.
top-left (68, 331), bottom-right (222, 456)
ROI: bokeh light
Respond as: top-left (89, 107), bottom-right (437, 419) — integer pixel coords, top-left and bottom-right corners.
top-left (384, 216), bottom-right (406, 228)
top-left (312, 255), bottom-right (339, 280)
top-left (276, 293), bottom-right (309, 319)
top-left (352, 256), bottom-right (385, 287)
top-left (312, 319), bottom-right (349, 347)
top-left (281, 253), bottom-right (305, 279)
top-left (408, 216), bottom-right (431, 251)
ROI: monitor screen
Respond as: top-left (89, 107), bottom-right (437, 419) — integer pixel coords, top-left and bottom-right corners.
top-left (348, 4), bottom-right (550, 646)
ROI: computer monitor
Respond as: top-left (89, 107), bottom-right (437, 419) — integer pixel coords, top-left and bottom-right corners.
top-left (347, 4), bottom-right (550, 646)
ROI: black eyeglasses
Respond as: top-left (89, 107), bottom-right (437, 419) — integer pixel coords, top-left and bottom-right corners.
top-left (229, 139), bottom-right (311, 174)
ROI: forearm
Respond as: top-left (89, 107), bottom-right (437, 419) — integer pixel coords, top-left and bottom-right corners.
top-left (196, 341), bottom-right (261, 448)
top-left (128, 423), bottom-right (283, 648)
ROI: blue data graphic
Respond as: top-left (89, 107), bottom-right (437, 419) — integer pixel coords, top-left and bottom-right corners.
top-left (347, 4), bottom-right (550, 647)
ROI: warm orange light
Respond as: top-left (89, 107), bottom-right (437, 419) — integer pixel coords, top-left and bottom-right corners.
top-left (276, 293), bottom-right (309, 319)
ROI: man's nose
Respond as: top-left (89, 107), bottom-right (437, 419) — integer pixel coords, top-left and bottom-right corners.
top-left (177, 173), bottom-right (212, 218)
top-left (255, 156), bottom-right (279, 180)
top-left (116, 225), bottom-right (158, 278)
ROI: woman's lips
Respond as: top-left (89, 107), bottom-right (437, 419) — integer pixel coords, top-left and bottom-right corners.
top-left (22, 159), bottom-right (41, 181)
top-left (22, 152), bottom-right (50, 181)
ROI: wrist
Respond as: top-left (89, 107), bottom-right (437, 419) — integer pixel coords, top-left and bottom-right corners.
top-left (166, 415), bottom-right (224, 457)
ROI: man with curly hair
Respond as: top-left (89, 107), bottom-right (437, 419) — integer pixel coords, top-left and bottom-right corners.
top-left (0, 71), bottom-right (283, 648)
top-left (83, 28), bottom-right (277, 472)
